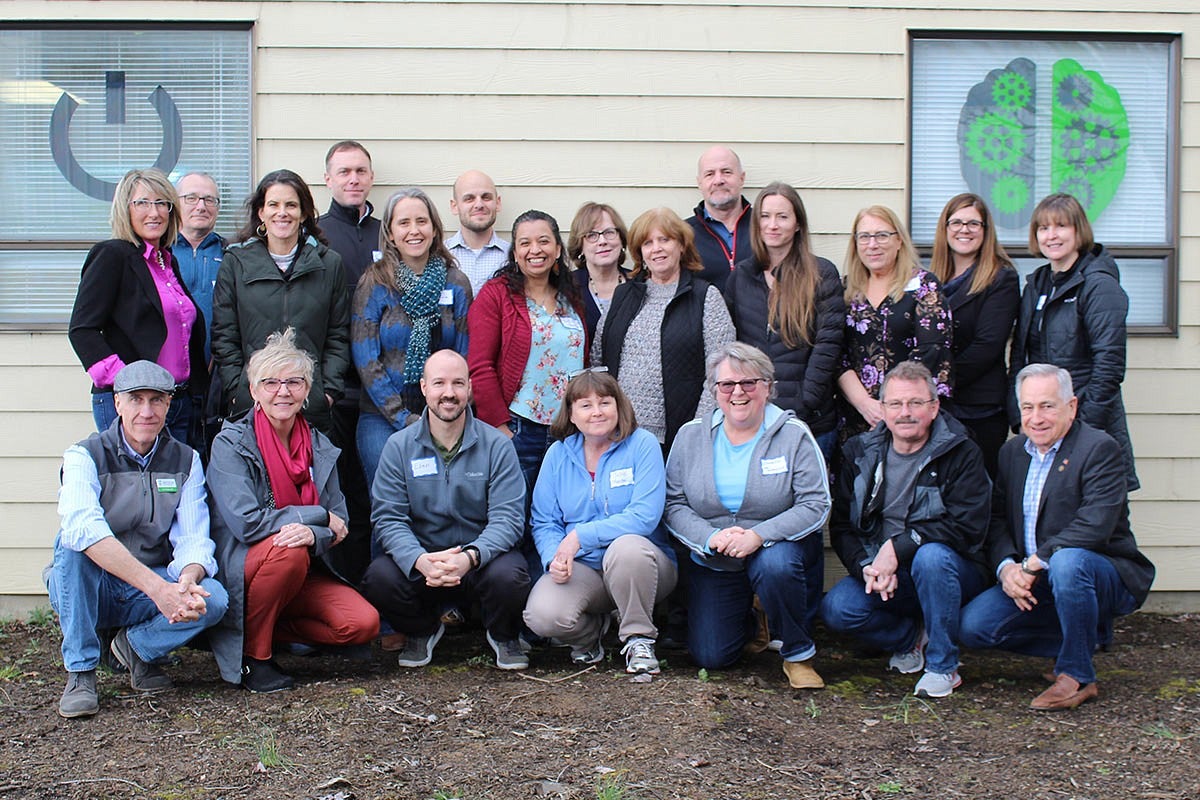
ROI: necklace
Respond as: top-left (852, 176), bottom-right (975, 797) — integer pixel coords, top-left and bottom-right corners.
top-left (588, 271), bottom-right (625, 298)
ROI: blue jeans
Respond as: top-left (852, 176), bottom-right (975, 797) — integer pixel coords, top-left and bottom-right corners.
top-left (687, 535), bottom-right (824, 668)
top-left (959, 547), bottom-right (1137, 684)
top-left (821, 542), bottom-right (986, 673)
top-left (510, 415), bottom-right (551, 577)
top-left (46, 539), bottom-right (228, 673)
top-left (357, 410), bottom-right (403, 493)
top-left (92, 391), bottom-right (195, 449)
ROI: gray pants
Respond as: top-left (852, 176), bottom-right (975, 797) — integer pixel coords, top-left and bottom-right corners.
top-left (523, 534), bottom-right (677, 647)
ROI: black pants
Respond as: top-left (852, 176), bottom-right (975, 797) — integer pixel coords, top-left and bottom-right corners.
top-left (328, 401), bottom-right (372, 584)
top-left (958, 411), bottom-right (1009, 480)
top-left (360, 549), bottom-right (530, 641)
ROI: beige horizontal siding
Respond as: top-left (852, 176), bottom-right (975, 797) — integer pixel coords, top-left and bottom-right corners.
top-left (2, 0), bottom-right (1197, 604)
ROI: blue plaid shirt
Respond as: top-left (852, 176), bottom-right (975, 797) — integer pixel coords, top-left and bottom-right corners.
top-left (1021, 437), bottom-right (1063, 557)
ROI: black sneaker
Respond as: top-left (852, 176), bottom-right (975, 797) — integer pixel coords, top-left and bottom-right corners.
top-left (59, 670), bottom-right (99, 718)
top-left (241, 657), bottom-right (295, 693)
top-left (110, 629), bottom-right (173, 693)
top-left (396, 624), bottom-right (445, 668)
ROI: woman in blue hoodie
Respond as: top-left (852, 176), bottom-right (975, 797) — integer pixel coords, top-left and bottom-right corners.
top-left (523, 370), bottom-right (676, 676)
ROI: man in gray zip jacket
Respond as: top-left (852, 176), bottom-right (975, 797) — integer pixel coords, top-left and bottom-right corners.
top-left (360, 350), bottom-right (530, 669)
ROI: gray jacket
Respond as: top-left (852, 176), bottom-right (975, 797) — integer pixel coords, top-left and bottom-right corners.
top-left (372, 408), bottom-right (524, 579)
top-left (205, 415), bottom-right (346, 684)
top-left (665, 404), bottom-right (831, 572)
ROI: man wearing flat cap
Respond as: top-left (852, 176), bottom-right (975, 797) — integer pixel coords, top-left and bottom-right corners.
top-left (45, 360), bottom-right (228, 719)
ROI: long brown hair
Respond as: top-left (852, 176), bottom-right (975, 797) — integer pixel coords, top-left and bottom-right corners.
top-left (929, 193), bottom-right (1013, 295)
top-left (750, 182), bottom-right (819, 348)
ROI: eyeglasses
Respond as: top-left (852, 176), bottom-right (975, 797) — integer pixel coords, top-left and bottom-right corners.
top-left (181, 193), bottom-right (221, 208)
top-left (258, 377), bottom-right (308, 393)
top-left (881, 398), bottom-right (935, 411)
top-left (855, 231), bottom-right (897, 244)
top-left (947, 219), bottom-right (984, 233)
top-left (129, 199), bottom-right (174, 213)
top-left (715, 378), bottom-right (769, 395)
top-left (568, 366), bottom-right (609, 379)
top-left (583, 227), bottom-right (621, 244)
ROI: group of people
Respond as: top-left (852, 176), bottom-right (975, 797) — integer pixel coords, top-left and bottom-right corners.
top-left (48, 142), bottom-right (1153, 719)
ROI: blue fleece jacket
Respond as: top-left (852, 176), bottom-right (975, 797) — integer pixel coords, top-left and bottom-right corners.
top-left (531, 427), bottom-right (673, 570)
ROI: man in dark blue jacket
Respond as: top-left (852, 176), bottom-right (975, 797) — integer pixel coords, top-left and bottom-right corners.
top-left (961, 364), bottom-right (1154, 711)
top-left (686, 145), bottom-right (752, 292)
top-left (823, 362), bottom-right (990, 699)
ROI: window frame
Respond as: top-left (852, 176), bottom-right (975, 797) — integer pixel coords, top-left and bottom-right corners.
top-left (907, 29), bottom-right (1181, 336)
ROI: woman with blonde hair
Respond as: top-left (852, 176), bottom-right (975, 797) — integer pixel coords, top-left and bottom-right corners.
top-left (929, 193), bottom-right (1019, 476)
top-left (724, 182), bottom-right (845, 458)
top-left (592, 207), bottom-right (734, 452)
top-left (69, 168), bottom-right (208, 447)
top-left (837, 205), bottom-right (951, 441)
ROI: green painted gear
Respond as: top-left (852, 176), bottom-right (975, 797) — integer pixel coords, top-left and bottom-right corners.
top-left (964, 113), bottom-right (1024, 175)
top-left (1051, 58), bottom-right (1129, 220)
top-left (990, 174), bottom-right (1031, 215)
top-left (992, 72), bottom-right (1032, 110)
top-left (1055, 175), bottom-right (1094, 208)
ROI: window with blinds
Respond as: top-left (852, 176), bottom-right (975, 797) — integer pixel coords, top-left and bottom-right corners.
top-left (0, 24), bottom-right (251, 327)
top-left (909, 33), bottom-right (1179, 333)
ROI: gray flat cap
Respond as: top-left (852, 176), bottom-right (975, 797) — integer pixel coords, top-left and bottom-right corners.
top-left (113, 360), bottom-right (176, 394)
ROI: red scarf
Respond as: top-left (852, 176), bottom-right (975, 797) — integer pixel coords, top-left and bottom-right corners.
top-left (254, 406), bottom-right (319, 508)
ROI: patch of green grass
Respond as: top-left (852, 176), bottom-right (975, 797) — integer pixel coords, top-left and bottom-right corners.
top-left (0, 664), bottom-right (22, 681)
top-left (877, 780), bottom-right (904, 794)
top-left (1141, 722), bottom-right (1184, 741)
top-left (863, 694), bottom-right (940, 725)
top-left (805, 697), bottom-right (821, 719)
top-left (1156, 678), bottom-right (1200, 700)
top-left (826, 674), bottom-right (882, 697)
top-left (430, 791), bottom-right (462, 800)
top-left (27, 606), bottom-right (56, 629)
top-left (220, 727), bottom-right (295, 771)
top-left (596, 770), bottom-right (634, 800)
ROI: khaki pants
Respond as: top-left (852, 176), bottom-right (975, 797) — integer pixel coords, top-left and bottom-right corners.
top-left (523, 534), bottom-right (677, 647)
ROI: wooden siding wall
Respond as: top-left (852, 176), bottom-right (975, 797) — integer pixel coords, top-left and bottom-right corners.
top-left (2, 0), bottom-right (1197, 608)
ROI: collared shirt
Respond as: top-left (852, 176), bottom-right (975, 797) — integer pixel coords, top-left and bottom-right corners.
top-left (144, 241), bottom-right (197, 384)
top-left (447, 230), bottom-right (508, 296)
top-left (1021, 437), bottom-right (1063, 557)
top-left (172, 230), bottom-right (224, 361)
top-left (57, 429), bottom-right (217, 579)
top-left (701, 207), bottom-right (736, 249)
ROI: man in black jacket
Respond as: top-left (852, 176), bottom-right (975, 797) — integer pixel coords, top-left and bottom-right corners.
top-left (822, 362), bottom-right (990, 699)
top-left (319, 140), bottom-right (382, 584)
top-left (686, 146), bottom-right (752, 292)
top-left (961, 364), bottom-right (1154, 711)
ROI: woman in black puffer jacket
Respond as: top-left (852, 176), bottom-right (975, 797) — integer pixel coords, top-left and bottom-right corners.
top-left (1009, 192), bottom-right (1138, 490)
top-left (724, 182), bottom-right (845, 459)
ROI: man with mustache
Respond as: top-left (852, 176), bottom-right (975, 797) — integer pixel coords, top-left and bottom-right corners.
top-left (822, 361), bottom-right (990, 699)
top-left (359, 350), bottom-right (531, 670)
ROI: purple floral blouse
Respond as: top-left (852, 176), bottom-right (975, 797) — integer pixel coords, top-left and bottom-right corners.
top-left (838, 269), bottom-right (952, 440)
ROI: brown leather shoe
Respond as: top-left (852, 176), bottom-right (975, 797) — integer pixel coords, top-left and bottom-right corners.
top-left (379, 632), bottom-right (408, 652)
top-left (783, 659), bottom-right (825, 690)
top-left (1030, 673), bottom-right (1098, 711)
top-left (744, 596), bottom-right (771, 655)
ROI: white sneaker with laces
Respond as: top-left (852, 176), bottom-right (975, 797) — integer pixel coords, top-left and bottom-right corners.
top-left (888, 628), bottom-right (928, 674)
top-left (621, 636), bottom-right (660, 675)
top-left (914, 669), bottom-right (962, 698)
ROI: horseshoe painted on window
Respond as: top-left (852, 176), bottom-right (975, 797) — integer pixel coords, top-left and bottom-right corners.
top-left (49, 83), bottom-right (183, 202)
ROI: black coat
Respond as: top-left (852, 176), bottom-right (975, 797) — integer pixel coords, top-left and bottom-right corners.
top-left (1009, 244), bottom-right (1137, 490)
top-left (987, 420), bottom-right (1154, 607)
top-left (724, 256), bottom-right (845, 436)
top-left (945, 266), bottom-right (1019, 417)
top-left (686, 198), bottom-right (752, 292)
top-left (831, 414), bottom-right (990, 582)
top-left (68, 239), bottom-right (209, 396)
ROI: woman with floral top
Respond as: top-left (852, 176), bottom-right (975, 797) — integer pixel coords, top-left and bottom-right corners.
top-left (837, 205), bottom-right (952, 442)
top-left (467, 210), bottom-right (589, 503)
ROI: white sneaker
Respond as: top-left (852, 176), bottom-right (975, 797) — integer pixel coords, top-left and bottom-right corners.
top-left (914, 670), bottom-right (962, 698)
top-left (620, 637), bottom-right (660, 675)
top-left (888, 628), bottom-right (927, 674)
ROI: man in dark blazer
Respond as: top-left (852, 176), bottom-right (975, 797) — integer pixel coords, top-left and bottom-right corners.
top-left (960, 363), bottom-right (1154, 711)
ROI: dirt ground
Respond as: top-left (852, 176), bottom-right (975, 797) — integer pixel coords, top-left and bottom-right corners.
top-left (0, 610), bottom-right (1196, 800)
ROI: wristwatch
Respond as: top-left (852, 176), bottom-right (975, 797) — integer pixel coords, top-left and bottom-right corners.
top-left (1020, 557), bottom-right (1041, 575)
top-left (462, 545), bottom-right (481, 570)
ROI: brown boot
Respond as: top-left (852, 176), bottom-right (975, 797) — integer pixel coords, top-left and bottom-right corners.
top-left (783, 659), bottom-right (825, 690)
top-left (1031, 674), bottom-right (1098, 711)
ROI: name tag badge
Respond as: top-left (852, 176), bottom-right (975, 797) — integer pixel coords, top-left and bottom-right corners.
top-left (1036, 294), bottom-right (1047, 311)
top-left (761, 456), bottom-right (788, 476)
top-left (609, 467), bottom-right (634, 488)
top-left (155, 477), bottom-right (178, 493)
top-left (372, 250), bottom-right (383, 263)
top-left (561, 316), bottom-right (584, 331)
top-left (439, 288), bottom-right (454, 305)
top-left (411, 457), bottom-right (438, 477)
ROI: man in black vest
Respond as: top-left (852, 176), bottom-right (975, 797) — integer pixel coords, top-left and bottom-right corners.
top-left (45, 361), bottom-right (228, 719)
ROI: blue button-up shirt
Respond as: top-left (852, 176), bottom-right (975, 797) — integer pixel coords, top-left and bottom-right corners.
top-left (1021, 437), bottom-right (1063, 557)
top-left (172, 230), bottom-right (224, 361)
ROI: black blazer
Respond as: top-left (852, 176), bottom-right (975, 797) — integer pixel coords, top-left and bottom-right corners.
top-left (944, 266), bottom-right (1019, 417)
top-left (987, 420), bottom-right (1154, 606)
top-left (68, 239), bottom-right (209, 395)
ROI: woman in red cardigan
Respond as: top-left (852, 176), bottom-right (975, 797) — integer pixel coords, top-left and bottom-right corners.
top-left (467, 210), bottom-right (589, 506)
